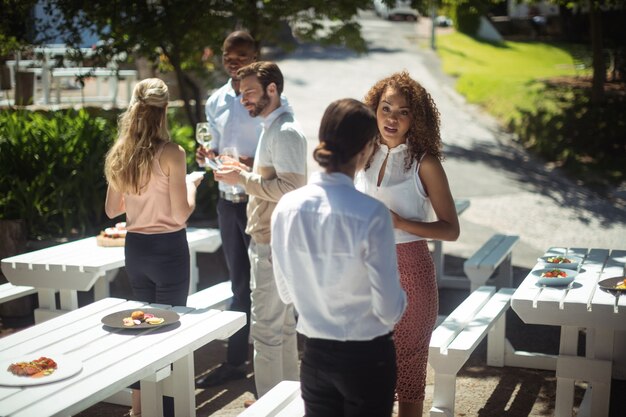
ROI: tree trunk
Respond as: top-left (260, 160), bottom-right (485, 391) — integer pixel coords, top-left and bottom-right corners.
top-left (589, 2), bottom-right (605, 105)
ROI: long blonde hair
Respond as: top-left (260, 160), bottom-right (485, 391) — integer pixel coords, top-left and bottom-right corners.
top-left (104, 78), bottom-right (170, 194)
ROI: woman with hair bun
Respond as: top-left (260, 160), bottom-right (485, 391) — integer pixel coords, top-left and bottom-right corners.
top-left (356, 72), bottom-right (460, 417)
top-left (104, 77), bottom-right (202, 417)
top-left (271, 98), bottom-right (407, 417)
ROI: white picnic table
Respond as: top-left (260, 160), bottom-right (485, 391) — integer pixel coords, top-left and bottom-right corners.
top-left (0, 227), bottom-right (221, 323)
top-left (0, 297), bottom-right (245, 417)
top-left (511, 247), bottom-right (626, 417)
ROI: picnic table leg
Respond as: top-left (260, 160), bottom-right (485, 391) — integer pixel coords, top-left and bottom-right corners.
top-left (430, 372), bottom-right (457, 417)
top-left (141, 364), bottom-right (171, 417)
top-left (554, 326), bottom-right (578, 417)
top-left (34, 289), bottom-right (57, 323)
top-left (189, 249), bottom-right (198, 295)
top-left (141, 380), bottom-right (165, 417)
top-left (94, 270), bottom-right (117, 301)
top-left (172, 354), bottom-right (195, 416)
top-left (586, 328), bottom-right (613, 417)
top-left (59, 289), bottom-right (79, 311)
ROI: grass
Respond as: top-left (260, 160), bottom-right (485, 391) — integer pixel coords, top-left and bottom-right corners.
top-left (435, 32), bottom-right (626, 190)
top-left (436, 32), bottom-right (591, 125)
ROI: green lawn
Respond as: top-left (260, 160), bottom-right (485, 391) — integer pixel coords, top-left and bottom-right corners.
top-left (436, 32), bottom-right (591, 124)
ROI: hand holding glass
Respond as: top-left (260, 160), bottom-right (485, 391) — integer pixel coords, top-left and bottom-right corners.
top-left (195, 122), bottom-right (214, 169)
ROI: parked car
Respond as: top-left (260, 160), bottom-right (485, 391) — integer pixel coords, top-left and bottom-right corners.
top-left (373, 0), bottom-right (419, 21)
top-left (435, 15), bottom-right (453, 27)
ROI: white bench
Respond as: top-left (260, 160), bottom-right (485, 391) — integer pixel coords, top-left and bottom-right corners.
top-left (0, 282), bottom-right (37, 305)
top-left (463, 234), bottom-right (520, 291)
top-left (239, 380), bottom-right (303, 417)
top-left (186, 281), bottom-right (233, 311)
top-left (428, 286), bottom-right (514, 417)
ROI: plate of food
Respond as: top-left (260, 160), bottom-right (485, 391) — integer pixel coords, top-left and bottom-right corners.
top-left (537, 255), bottom-right (583, 270)
top-left (96, 222), bottom-right (127, 247)
top-left (532, 268), bottom-right (578, 286)
top-left (0, 354), bottom-right (82, 386)
top-left (101, 308), bottom-right (180, 329)
top-left (598, 276), bottom-right (626, 296)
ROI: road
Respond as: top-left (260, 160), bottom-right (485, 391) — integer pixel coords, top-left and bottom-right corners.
top-left (274, 10), bottom-right (626, 269)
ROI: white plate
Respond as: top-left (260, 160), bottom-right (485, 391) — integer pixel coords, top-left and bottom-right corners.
top-left (537, 255), bottom-right (583, 270)
top-left (0, 354), bottom-right (83, 386)
top-left (532, 268), bottom-right (578, 286)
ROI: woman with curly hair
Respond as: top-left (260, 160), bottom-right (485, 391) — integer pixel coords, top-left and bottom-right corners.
top-left (104, 78), bottom-right (202, 416)
top-left (356, 71), bottom-right (460, 417)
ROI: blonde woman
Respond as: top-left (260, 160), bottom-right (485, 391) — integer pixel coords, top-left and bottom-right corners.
top-left (104, 78), bottom-right (201, 416)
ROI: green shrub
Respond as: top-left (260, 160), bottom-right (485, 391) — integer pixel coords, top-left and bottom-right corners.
top-left (0, 109), bottom-right (115, 239)
top-left (450, 0), bottom-right (484, 36)
top-left (512, 83), bottom-right (626, 189)
top-left (0, 108), bottom-right (217, 240)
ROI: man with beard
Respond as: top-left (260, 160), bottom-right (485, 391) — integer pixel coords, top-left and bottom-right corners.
top-left (214, 61), bottom-right (307, 399)
top-left (195, 31), bottom-right (258, 388)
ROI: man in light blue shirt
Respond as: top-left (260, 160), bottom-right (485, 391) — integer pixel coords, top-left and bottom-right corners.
top-left (195, 31), bottom-right (258, 388)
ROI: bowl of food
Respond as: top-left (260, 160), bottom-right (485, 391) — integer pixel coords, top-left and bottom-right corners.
top-left (598, 276), bottom-right (626, 296)
top-left (531, 267), bottom-right (578, 286)
top-left (538, 255), bottom-right (583, 270)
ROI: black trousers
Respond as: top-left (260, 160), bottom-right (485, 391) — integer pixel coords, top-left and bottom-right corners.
top-left (300, 333), bottom-right (397, 417)
top-left (124, 228), bottom-right (189, 416)
top-left (124, 228), bottom-right (190, 307)
top-left (217, 197), bottom-right (252, 366)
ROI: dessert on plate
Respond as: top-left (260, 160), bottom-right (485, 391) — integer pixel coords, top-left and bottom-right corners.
top-left (96, 222), bottom-right (127, 247)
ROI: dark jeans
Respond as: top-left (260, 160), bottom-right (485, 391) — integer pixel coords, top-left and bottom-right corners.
top-left (124, 229), bottom-right (190, 307)
top-left (300, 333), bottom-right (397, 417)
top-left (217, 197), bottom-right (252, 366)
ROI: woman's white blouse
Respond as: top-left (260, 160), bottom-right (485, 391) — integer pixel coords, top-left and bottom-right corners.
top-left (355, 143), bottom-right (435, 244)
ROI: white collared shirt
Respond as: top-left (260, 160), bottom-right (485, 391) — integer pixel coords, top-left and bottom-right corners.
top-left (271, 172), bottom-right (406, 341)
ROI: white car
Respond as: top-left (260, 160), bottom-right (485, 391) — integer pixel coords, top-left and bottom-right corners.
top-left (373, 0), bottom-right (419, 21)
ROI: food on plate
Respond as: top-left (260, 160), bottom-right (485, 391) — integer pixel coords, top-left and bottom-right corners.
top-left (545, 256), bottom-right (572, 264)
top-left (7, 356), bottom-right (57, 377)
top-left (96, 222), bottom-right (127, 247)
top-left (616, 279), bottom-right (626, 290)
top-left (131, 310), bottom-right (145, 320)
top-left (123, 310), bottom-right (163, 326)
top-left (541, 269), bottom-right (567, 278)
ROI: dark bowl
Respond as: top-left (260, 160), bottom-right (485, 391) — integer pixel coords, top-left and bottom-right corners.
top-left (598, 276), bottom-right (626, 296)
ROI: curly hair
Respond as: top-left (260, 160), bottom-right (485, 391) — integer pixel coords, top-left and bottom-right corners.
top-left (363, 71), bottom-right (442, 171)
top-left (104, 78), bottom-right (170, 194)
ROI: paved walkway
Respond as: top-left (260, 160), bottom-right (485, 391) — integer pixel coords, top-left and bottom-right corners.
top-left (285, 13), bottom-right (625, 270)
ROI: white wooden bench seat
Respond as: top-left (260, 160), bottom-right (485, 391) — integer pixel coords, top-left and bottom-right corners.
top-left (463, 233), bottom-right (520, 291)
top-left (186, 281), bottom-right (233, 311)
top-left (0, 282), bottom-right (37, 304)
top-left (239, 380), bottom-right (303, 417)
top-left (428, 286), bottom-right (514, 417)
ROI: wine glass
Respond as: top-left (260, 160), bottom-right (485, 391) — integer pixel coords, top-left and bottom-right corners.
top-left (220, 146), bottom-right (240, 193)
top-left (195, 122), bottom-right (212, 168)
top-left (196, 122), bottom-right (212, 148)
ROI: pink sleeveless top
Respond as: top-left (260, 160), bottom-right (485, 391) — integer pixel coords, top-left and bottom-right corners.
top-left (123, 143), bottom-right (186, 234)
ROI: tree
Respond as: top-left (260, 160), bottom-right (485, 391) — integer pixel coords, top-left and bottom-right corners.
top-left (0, 0), bottom-right (39, 57)
top-left (42, 0), bottom-right (417, 127)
